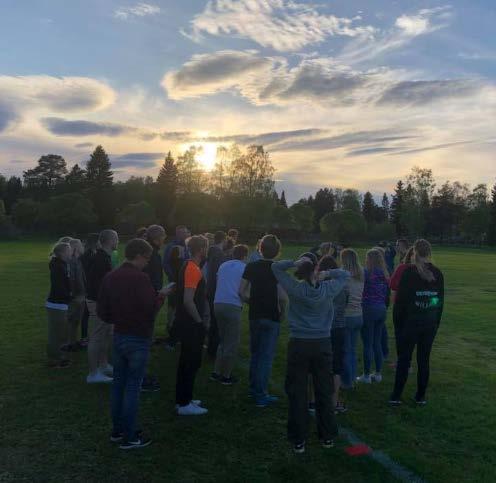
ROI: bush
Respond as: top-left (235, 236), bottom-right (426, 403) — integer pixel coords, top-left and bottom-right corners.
top-left (320, 209), bottom-right (366, 244)
top-left (12, 198), bottom-right (41, 231)
top-left (367, 222), bottom-right (396, 242)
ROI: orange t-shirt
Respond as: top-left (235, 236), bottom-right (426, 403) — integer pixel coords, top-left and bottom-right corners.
top-left (184, 261), bottom-right (202, 290)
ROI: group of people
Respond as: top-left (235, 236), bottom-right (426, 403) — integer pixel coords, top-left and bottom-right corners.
top-left (45, 226), bottom-right (444, 453)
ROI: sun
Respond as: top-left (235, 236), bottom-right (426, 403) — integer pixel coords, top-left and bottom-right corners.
top-left (196, 142), bottom-right (218, 171)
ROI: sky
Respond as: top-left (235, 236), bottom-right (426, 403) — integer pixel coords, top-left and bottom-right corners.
top-left (1, 0), bottom-right (495, 203)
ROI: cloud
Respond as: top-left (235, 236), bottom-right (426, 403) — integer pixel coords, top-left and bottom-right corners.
top-left (111, 152), bottom-right (163, 169)
top-left (206, 128), bottom-right (325, 146)
top-left (340, 6), bottom-right (452, 64)
top-left (0, 102), bottom-right (18, 133)
top-left (114, 3), bottom-right (160, 20)
top-left (42, 117), bottom-right (129, 137)
top-left (186, 0), bottom-right (375, 51)
top-left (160, 131), bottom-right (192, 141)
top-left (346, 146), bottom-right (406, 157)
top-left (378, 79), bottom-right (483, 106)
top-left (391, 140), bottom-right (481, 156)
top-left (75, 142), bottom-right (94, 149)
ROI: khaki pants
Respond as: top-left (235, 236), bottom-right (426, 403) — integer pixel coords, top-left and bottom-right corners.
top-left (68, 298), bottom-right (85, 345)
top-left (214, 303), bottom-right (242, 378)
top-left (86, 300), bottom-right (113, 374)
top-left (46, 308), bottom-right (69, 363)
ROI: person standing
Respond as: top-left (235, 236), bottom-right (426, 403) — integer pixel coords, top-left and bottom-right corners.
top-left (396, 239), bottom-right (409, 264)
top-left (98, 238), bottom-right (171, 449)
top-left (239, 234), bottom-right (287, 408)
top-left (65, 239), bottom-right (86, 351)
top-left (175, 236), bottom-right (210, 416)
top-left (384, 243), bottom-right (397, 275)
top-left (46, 242), bottom-right (73, 368)
top-left (357, 249), bottom-right (389, 384)
top-left (212, 244), bottom-right (249, 385)
top-left (228, 228), bottom-right (239, 244)
top-left (340, 249), bottom-right (364, 389)
top-left (272, 256), bottom-right (350, 454)
top-left (80, 234), bottom-right (99, 346)
top-left (389, 240), bottom-right (444, 406)
top-left (206, 231), bottom-right (227, 358)
top-left (163, 225), bottom-right (190, 349)
top-left (86, 229), bottom-right (118, 384)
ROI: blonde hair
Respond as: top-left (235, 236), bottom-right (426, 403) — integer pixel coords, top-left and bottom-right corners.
top-left (366, 249), bottom-right (389, 279)
top-left (340, 248), bottom-right (364, 281)
top-left (69, 238), bottom-right (84, 257)
top-left (404, 246), bottom-right (414, 265)
top-left (413, 239), bottom-right (435, 282)
top-left (58, 236), bottom-right (73, 244)
top-left (51, 242), bottom-right (71, 260)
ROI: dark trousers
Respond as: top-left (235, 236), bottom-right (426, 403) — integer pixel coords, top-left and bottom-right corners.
top-left (391, 324), bottom-right (438, 401)
top-left (285, 338), bottom-right (338, 444)
top-left (207, 298), bottom-right (219, 358)
top-left (175, 323), bottom-right (206, 406)
top-left (81, 303), bottom-right (89, 339)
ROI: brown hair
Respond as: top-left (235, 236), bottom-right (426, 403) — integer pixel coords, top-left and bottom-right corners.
top-left (413, 239), bottom-right (435, 282)
top-left (187, 235), bottom-right (208, 256)
top-left (366, 249), bottom-right (389, 279)
top-left (340, 248), bottom-right (364, 281)
top-left (404, 246), bottom-right (414, 265)
top-left (233, 244), bottom-right (249, 260)
top-left (260, 234), bottom-right (281, 259)
top-left (318, 255), bottom-right (338, 271)
top-left (125, 238), bottom-right (153, 260)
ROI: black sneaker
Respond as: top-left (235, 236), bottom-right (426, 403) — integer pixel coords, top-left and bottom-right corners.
top-left (414, 398), bottom-right (427, 406)
top-left (119, 435), bottom-right (152, 450)
top-left (141, 380), bottom-right (160, 393)
top-left (322, 440), bottom-right (334, 449)
top-left (293, 442), bottom-right (305, 454)
top-left (209, 372), bottom-right (220, 382)
top-left (220, 376), bottom-right (239, 386)
top-left (308, 402), bottom-right (316, 414)
top-left (335, 401), bottom-right (348, 414)
top-left (388, 399), bottom-right (402, 407)
top-left (110, 431), bottom-right (123, 443)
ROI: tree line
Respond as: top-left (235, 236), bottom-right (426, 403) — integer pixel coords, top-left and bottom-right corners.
top-left (1, 145), bottom-right (495, 245)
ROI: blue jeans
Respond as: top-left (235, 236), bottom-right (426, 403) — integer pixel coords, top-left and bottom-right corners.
top-left (111, 333), bottom-right (150, 441)
top-left (249, 319), bottom-right (280, 400)
top-left (341, 315), bottom-right (363, 387)
top-left (361, 305), bottom-right (387, 375)
top-left (382, 323), bottom-right (390, 359)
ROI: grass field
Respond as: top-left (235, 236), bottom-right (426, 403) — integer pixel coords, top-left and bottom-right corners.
top-left (1, 241), bottom-right (495, 482)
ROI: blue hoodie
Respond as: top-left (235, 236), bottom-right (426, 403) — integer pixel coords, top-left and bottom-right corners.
top-left (271, 260), bottom-right (350, 339)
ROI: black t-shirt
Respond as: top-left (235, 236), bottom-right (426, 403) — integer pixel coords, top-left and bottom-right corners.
top-left (242, 259), bottom-right (280, 322)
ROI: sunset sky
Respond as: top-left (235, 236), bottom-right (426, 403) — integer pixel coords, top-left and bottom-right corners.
top-left (1, 0), bottom-right (495, 202)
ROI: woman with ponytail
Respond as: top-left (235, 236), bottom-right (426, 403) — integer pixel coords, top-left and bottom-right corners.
top-left (389, 239), bottom-right (444, 406)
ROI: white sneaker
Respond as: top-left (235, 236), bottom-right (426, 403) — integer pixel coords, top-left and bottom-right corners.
top-left (177, 402), bottom-right (208, 416)
top-left (372, 373), bottom-right (383, 383)
top-left (100, 364), bottom-right (113, 376)
top-left (356, 374), bottom-right (372, 384)
top-left (175, 400), bottom-right (202, 410)
top-left (86, 372), bottom-right (113, 384)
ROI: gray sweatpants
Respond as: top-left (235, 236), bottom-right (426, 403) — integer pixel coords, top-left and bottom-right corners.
top-left (214, 303), bottom-right (243, 378)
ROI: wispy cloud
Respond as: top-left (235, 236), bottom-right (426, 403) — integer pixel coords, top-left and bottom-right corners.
top-left (111, 152), bottom-right (163, 169)
top-left (114, 3), bottom-right (160, 20)
top-left (185, 0), bottom-right (375, 51)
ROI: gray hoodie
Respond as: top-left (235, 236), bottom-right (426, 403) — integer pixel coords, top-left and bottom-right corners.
top-left (271, 260), bottom-right (350, 339)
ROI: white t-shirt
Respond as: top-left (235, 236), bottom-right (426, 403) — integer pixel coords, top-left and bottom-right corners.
top-left (214, 259), bottom-right (246, 307)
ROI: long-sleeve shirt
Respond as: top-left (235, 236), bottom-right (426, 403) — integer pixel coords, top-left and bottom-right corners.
top-left (363, 268), bottom-right (389, 307)
top-left (46, 258), bottom-right (72, 307)
top-left (97, 262), bottom-right (165, 338)
top-left (86, 249), bottom-right (112, 301)
top-left (271, 260), bottom-right (350, 339)
top-left (393, 264), bottom-right (444, 330)
top-left (162, 239), bottom-right (189, 281)
top-left (143, 245), bottom-right (163, 293)
top-left (390, 263), bottom-right (410, 292)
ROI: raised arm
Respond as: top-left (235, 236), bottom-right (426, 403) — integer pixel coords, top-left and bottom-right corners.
top-left (271, 260), bottom-right (301, 296)
top-left (320, 269), bottom-right (351, 297)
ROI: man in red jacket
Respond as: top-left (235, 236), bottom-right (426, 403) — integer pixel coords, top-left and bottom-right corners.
top-left (98, 238), bottom-right (172, 450)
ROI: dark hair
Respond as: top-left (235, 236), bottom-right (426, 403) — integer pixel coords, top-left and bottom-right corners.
top-left (299, 251), bottom-right (318, 267)
top-left (224, 237), bottom-right (235, 252)
top-left (84, 233), bottom-right (99, 254)
top-left (318, 255), bottom-right (338, 271)
top-left (228, 228), bottom-right (239, 239)
top-left (295, 260), bottom-right (315, 282)
top-left (260, 234), bottom-right (281, 259)
top-left (146, 224), bottom-right (166, 243)
top-left (397, 238), bottom-right (408, 246)
top-left (135, 227), bottom-right (147, 239)
top-left (214, 230), bottom-right (227, 245)
top-left (125, 238), bottom-right (153, 260)
top-left (233, 244), bottom-right (249, 260)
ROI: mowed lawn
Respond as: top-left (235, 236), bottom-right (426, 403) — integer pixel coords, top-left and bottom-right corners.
top-left (1, 241), bottom-right (495, 483)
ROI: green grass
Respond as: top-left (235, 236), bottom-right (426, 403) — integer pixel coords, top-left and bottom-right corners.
top-left (1, 241), bottom-right (495, 482)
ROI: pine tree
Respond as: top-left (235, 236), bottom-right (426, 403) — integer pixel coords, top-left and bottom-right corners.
top-left (280, 190), bottom-right (288, 208)
top-left (155, 152), bottom-right (178, 227)
top-left (391, 180), bottom-right (405, 236)
top-left (362, 191), bottom-right (377, 225)
top-left (65, 164), bottom-right (87, 192)
top-left (487, 182), bottom-right (496, 245)
top-left (86, 145), bottom-right (114, 226)
top-left (382, 193), bottom-right (390, 220)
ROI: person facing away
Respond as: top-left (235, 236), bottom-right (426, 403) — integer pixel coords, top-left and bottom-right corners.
top-left (46, 242), bottom-right (73, 368)
top-left (339, 248), bottom-right (364, 389)
top-left (86, 229), bottom-right (119, 384)
top-left (211, 244), bottom-right (249, 385)
top-left (357, 249), bottom-right (390, 385)
top-left (80, 233), bottom-right (99, 344)
top-left (389, 239), bottom-right (444, 406)
top-left (206, 230), bottom-right (228, 358)
top-left (271, 255), bottom-right (350, 454)
top-left (239, 234), bottom-right (288, 408)
top-left (66, 238), bottom-right (86, 351)
top-left (396, 239), bottom-right (409, 264)
top-left (384, 242), bottom-right (397, 275)
top-left (318, 255), bottom-right (349, 414)
top-left (143, 225), bottom-right (166, 293)
top-left (174, 235), bottom-right (211, 416)
top-left (97, 238), bottom-right (171, 450)
top-left (162, 225), bottom-right (190, 282)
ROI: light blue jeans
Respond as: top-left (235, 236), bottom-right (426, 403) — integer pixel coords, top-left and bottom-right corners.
top-left (249, 319), bottom-right (280, 400)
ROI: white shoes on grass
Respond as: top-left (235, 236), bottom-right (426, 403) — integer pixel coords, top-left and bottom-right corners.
top-left (87, 369), bottom-right (113, 384)
top-left (177, 401), bottom-right (208, 416)
top-left (356, 373), bottom-right (382, 384)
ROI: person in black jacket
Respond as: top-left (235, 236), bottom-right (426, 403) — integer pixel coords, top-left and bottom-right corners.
top-left (79, 233), bottom-right (99, 345)
top-left (389, 239), bottom-right (444, 406)
top-left (46, 242), bottom-right (73, 368)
